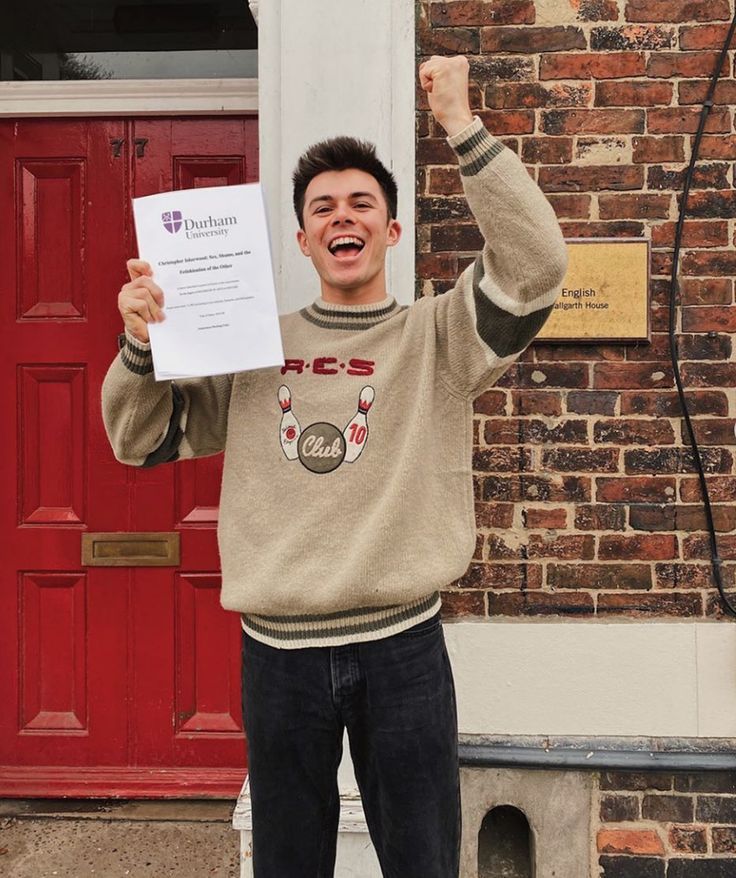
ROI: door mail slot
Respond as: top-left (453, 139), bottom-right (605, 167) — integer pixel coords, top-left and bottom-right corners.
top-left (82, 532), bottom-right (180, 567)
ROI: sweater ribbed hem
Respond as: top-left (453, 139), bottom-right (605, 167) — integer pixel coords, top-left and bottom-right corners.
top-left (300, 296), bottom-right (405, 331)
top-left (240, 591), bottom-right (442, 649)
top-left (120, 330), bottom-right (154, 375)
top-left (448, 116), bottom-right (506, 177)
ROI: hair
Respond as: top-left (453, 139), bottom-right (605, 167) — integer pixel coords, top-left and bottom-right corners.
top-left (292, 136), bottom-right (398, 229)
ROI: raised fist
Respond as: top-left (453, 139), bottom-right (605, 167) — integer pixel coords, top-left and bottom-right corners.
top-left (419, 55), bottom-right (474, 137)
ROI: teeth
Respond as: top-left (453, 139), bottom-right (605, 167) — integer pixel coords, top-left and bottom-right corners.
top-left (329, 236), bottom-right (364, 254)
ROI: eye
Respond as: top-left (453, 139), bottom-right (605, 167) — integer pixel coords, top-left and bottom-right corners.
top-left (314, 206), bottom-right (332, 214)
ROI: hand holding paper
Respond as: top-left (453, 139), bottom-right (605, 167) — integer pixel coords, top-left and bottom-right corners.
top-left (131, 183), bottom-right (284, 380)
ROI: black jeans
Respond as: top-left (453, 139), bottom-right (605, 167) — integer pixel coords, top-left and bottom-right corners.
top-left (241, 612), bottom-right (461, 878)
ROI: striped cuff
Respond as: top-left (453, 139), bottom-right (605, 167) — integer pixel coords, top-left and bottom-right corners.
top-left (119, 330), bottom-right (154, 375)
top-left (448, 116), bottom-right (506, 177)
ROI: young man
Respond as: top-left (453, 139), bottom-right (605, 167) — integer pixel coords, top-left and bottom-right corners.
top-left (103, 56), bottom-right (567, 878)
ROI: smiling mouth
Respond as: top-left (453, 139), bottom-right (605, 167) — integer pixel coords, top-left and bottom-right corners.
top-left (327, 236), bottom-right (365, 259)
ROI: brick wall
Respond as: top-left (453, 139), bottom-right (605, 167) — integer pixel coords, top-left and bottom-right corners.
top-left (596, 770), bottom-right (736, 876)
top-left (417, 0), bottom-right (736, 620)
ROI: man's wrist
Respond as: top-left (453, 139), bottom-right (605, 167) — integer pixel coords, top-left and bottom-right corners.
top-left (436, 111), bottom-right (475, 138)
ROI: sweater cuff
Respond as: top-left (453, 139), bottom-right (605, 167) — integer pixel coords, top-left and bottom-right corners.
top-left (119, 329), bottom-right (154, 376)
top-left (447, 116), bottom-right (506, 177)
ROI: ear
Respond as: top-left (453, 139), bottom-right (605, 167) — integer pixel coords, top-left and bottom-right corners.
top-left (386, 219), bottom-right (402, 249)
top-left (296, 227), bottom-right (311, 257)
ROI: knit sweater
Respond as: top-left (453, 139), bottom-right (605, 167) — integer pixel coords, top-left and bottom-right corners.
top-left (102, 117), bottom-right (568, 649)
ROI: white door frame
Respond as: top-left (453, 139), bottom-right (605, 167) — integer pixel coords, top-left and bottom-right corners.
top-left (0, 79), bottom-right (258, 117)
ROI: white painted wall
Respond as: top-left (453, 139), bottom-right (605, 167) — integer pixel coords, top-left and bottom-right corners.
top-left (444, 621), bottom-right (736, 738)
top-left (257, 0), bottom-right (416, 313)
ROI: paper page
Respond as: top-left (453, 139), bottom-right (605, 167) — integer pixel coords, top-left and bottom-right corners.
top-left (132, 183), bottom-right (284, 380)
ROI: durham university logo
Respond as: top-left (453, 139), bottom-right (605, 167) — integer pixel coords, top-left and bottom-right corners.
top-left (162, 210), bottom-right (183, 234)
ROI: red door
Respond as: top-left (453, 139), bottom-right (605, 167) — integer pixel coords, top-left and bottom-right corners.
top-left (0, 116), bottom-right (258, 797)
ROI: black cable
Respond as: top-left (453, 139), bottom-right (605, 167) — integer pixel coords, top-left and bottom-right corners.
top-left (668, 11), bottom-right (736, 616)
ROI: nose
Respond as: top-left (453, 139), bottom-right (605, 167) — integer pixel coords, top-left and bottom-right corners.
top-left (332, 202), bottom-right (355, 225)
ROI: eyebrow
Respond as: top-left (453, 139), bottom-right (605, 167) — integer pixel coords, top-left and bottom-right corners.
top-left (308, 191), bottom-right (378, 208)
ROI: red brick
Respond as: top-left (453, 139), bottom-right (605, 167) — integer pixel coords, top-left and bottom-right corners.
top-left (431, 224), bottom-right (484, 252)
top-left (625, 447), bottom-right (732, 475)
top-left (540, 51), bottom-right (645, 80)
top-left (522, 507), bottom-right (567, 529)
top-left (548, 563), bottom-right (651, 589)
top-left (621, 390), bottom-right (728, 416)
top-left (599, 533), bottom-right (678, 560)
top-left (487, 534), bottom-right (525, 560)
top-left (600, 795), bottom-right (640, 822)
top-left (683, 417), bottom-right (736, 445)
top-left (521, 137), bottom-right (573, 164)
top-left (642, 795), bottom-right (695, 822)
top-left (577, 0), bottom-right (619, 21)
top-left (473, 447), bottom-right (533, 472)
top-left (600, 771), bottom-right (673, 791)
top-left (680, 331), bottom-right (732, 360)
top-left (427, 167), bottom-right (464, 195)
top-left (680, 362), bottom-right (736, 387)
top-left (487, 82), bottom-right (591, 109)
top-left (668, 826), bottom-right (708, 854)
top-left (596, 80), bottom-right (673, 107)
top-left (547, 194), bottom-right (592, 218)
top-left (591, 25), bottom-right (675, 50)
top-left (499, 362), bottom-right (591, 389)
top-left (540, 165), bottom-right (644, 193)
top-left (475, 502), bottom-right (515, 529)
top-left (533, 343), bottom-right (625, 363)
top-left (598, 193), bottom-right (672, 220)
top-left (651, 252), bottom-right (674, 276)
top-left (575, 504), bottom-right (627, 531)
top-left (678, 278), bottom-right (733, 306)
top-left (684, 190), bottom-right (736, 219)
top-left (594, 363), bottom-right (673, 390)
top-left (430, 0), bottom-right (536, 26)
top-left (473, 391), bottom-right (507, 416)
top-left (476, 109), bottom-right (536, 134)
top-left (481, 25), bottom-right (586, 53)
top-left (416, 252), bottom-right (458, 279)
top-left (457, 562), bottom-right (543, 590)
top-left (682, 305), bottom-right (736, 333)
top-left (597, 829), bottom-right (665, 856)
top-left (560, 221), bottom-right (645, 238)
top-left (441, 590), bottom-right (486, 618)
top-left (527, 534), bottom-right (595, 560)
top-left (481, 474), bottom-right (592, 503)
top-left (567, 391), bottom-right (618, 415)
top-left (649, 163), bottom-right (730, 191)
top-left (488, 591), bottom-right (595, 616)
top-left (658, 563), bottom-right (736, 590)
top-left (684, 534), bottom-right (736, 561)
top-left (647, 106), bottom-right (731, 134)
top-left (626, 0), bottom-right (731, 22)
top-left (471, 56), bottom-right (536, 81)
top-left (675, 504), bottom-right (736, 532)
top-left (679, 23), bottom-right (736, 50)
top-left (543, 447), bottom-right (619, 473)
top-left (681, 476), bottom-right (736, 503)
top-left (417, 137), bottom-right (457, 164)
top-left (541, 109), bottom-right (645, 135)
top-left (598, 593), bottom-right (702, 616)
top-left (652, 221), bottom-right (728, 249)
top-left (690, 135), bottom-right (736, 160)
top-left (647, 51), bottom-right (729, 78)
top-left (594, 419), bottom-right (676, 445)
top-left (683, 250), bottom-right (736, 277)
top-left (418, 24), bottom-right (481, 55)
top-left (511, 390), bottom-right (562, 416)
top-left (597, 476), bottom-right (676, 503)
top-left (632, 135), bottom-right (685, 163)
top-left (630, 504), bottom-right (676, 531)
top-left (680, 79), bottom-right (736, 106)
top-left (485, 418), bottom-right (589, 445)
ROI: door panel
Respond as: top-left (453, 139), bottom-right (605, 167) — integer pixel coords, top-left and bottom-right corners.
top-left (1, 116), bottom-right (257, 794)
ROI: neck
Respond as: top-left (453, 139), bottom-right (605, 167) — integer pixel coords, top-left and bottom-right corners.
top-left (319, 273), bottom-right (389, 307)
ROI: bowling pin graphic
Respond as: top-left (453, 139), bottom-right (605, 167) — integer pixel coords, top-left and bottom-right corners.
top-left (278, 385), bottom-right (301, 461)
top-left (343, 386), bottom-right (375, 464)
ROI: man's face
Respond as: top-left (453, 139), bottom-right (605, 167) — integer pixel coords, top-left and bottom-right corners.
top-left (296, 169), bottom-right (401, 303)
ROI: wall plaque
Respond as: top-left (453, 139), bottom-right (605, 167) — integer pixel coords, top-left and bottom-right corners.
top-left (536, 238), bottom-right (650, 344)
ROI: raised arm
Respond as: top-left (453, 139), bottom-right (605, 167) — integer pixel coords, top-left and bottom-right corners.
top-left (419, 56), bottom-right (568, 397)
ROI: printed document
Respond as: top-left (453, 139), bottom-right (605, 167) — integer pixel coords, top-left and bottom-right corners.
top-left (132, 183), bottom-right (284, 380)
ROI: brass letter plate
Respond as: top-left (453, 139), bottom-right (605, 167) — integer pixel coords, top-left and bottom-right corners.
top-left (82, 532), bottom-right (180, 567)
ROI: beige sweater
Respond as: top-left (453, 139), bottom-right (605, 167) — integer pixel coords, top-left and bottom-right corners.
top-left (102, 117), bottom-right (568, 648)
